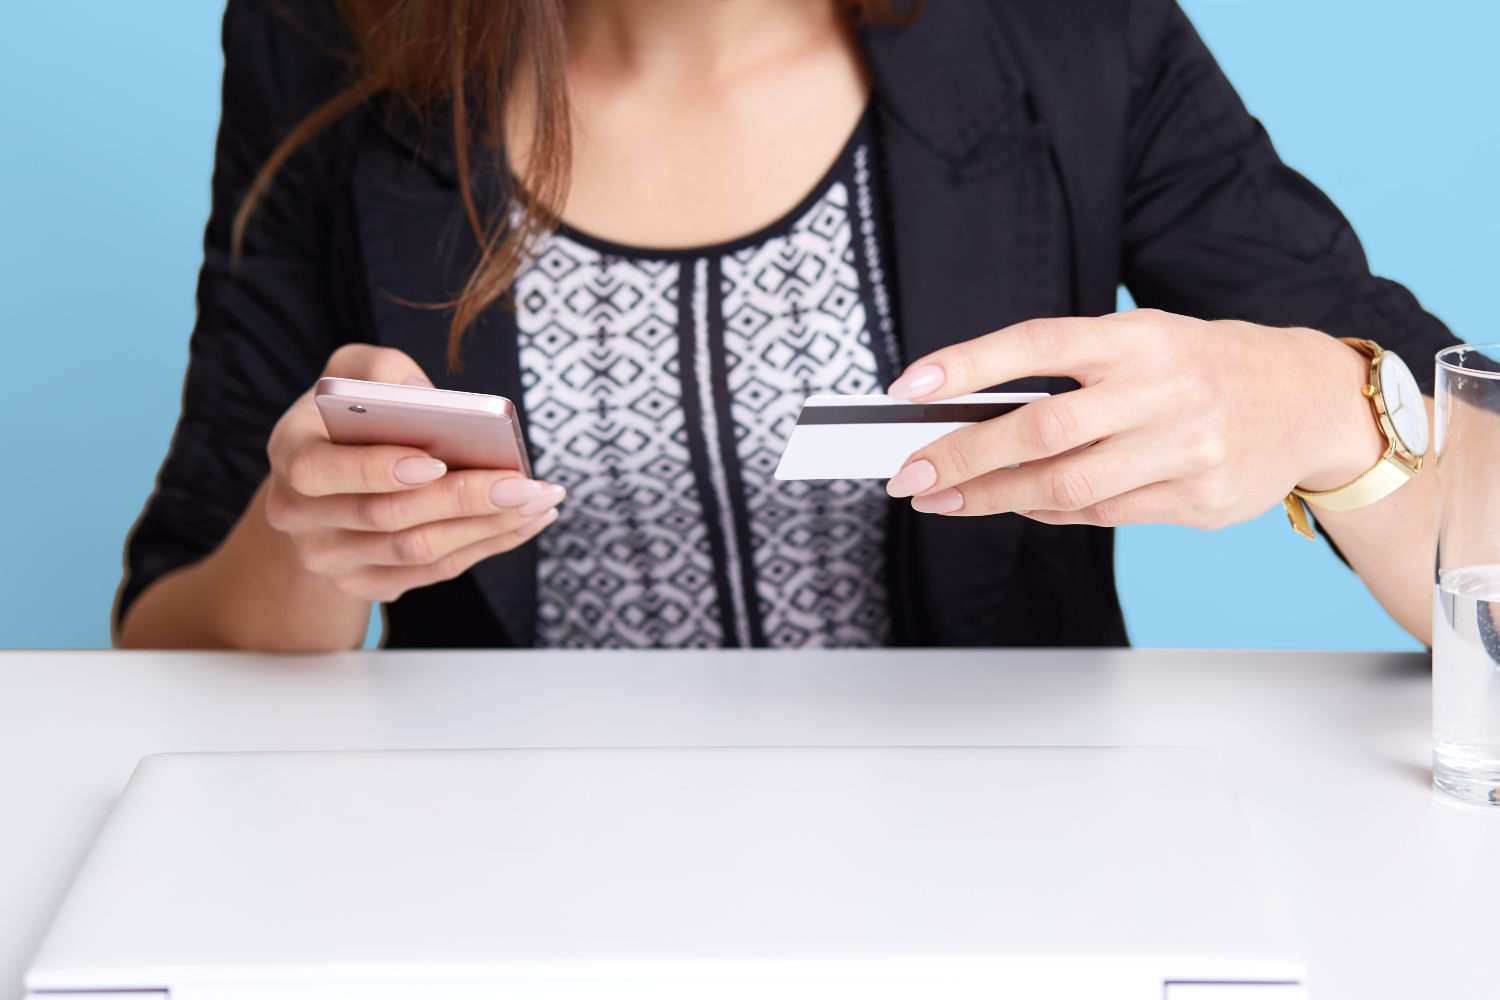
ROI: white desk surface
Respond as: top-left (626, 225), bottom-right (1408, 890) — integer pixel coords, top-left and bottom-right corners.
top-left (1, 648), bottom-right (1496, 999)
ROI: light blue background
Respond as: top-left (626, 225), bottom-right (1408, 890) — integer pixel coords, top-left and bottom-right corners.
top-left (1, 1), bottom-right (1492, 649)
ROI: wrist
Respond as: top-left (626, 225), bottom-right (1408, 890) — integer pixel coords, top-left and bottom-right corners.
top-left (1294, 334), bottom-right (1388, 494)
top-left (211, 479), bottom-right (370, 649)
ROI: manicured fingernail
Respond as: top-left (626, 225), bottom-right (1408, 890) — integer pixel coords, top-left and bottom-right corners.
top-left (403, 376), bottom-right (435, 387)
top-left (490, 478), bottom-right (544, 508)
top-left (886, 459), bottom-right (937, 498)
top-left (1016, 510), bottom-right (1032, 515)
top-left (513, 507), bottom-right (559, 539)
top-left (912, 487), bottom-right (964, 514)
top-left (393, 457), bottom-right (446, 484)
top-left (887, 364), bottom-right (945, 400)
top-left (516, 484), bottom-right (566, 518)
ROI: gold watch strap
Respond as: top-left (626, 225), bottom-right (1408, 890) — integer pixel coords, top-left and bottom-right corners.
top-left (1282, 494), bottom-right (1316, 540)
top-left (1281, 335), bottom-right (1417, 538)
top-left (1291, 442), bottom-right (1418, 510)
top-left (1338, 336), bottom-right (1382, 360)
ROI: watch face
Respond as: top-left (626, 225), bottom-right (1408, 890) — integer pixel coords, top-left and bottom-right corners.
top-left (1376, 353), bottom-right (1429, 456)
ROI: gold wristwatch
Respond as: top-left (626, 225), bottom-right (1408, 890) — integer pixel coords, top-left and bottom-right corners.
top-left (1282, 337), bottom-right (1429, 540)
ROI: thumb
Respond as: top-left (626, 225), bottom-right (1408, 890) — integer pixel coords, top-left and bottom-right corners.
top-left (322, 344), bottom-right (433, 387)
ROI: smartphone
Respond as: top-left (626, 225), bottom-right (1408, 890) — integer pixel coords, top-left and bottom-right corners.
top-left (314, 377), bottom-right (533, 478)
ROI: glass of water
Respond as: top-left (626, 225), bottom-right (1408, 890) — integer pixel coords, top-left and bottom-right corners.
top-left (1434, 343), bottom-right (1500, 805)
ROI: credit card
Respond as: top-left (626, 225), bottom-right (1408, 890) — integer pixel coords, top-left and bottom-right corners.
top-left (773, 392), bottom-right (1049, 480)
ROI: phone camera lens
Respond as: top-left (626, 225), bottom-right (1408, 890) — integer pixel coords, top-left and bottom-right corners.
top-left (348, 405), bottom-right (367, 413)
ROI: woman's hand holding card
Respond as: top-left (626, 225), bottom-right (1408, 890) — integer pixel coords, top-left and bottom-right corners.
top-left (883, 310), bottom-right (1386, 530)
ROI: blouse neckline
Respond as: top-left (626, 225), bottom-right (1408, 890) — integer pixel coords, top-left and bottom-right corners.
top-left (550, 100), bottom-right (875, 262)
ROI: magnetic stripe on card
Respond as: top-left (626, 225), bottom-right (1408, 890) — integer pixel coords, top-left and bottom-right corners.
top-left (797, 403), bottom-right (1024, 425)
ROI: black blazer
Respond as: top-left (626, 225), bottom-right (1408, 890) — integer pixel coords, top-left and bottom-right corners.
top-left (120, 0), bottom-right (1456, 648)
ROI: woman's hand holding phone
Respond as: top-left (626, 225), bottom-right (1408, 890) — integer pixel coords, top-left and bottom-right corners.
top-left (264, 344), bottom-right (563, 603)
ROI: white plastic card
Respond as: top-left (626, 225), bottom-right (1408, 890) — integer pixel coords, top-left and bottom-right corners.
top-left (773, 392), bottom-right (1048, 481)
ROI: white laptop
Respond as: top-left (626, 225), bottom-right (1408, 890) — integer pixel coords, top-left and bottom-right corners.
top-left (25, 747), bottom-right (1306, 1000)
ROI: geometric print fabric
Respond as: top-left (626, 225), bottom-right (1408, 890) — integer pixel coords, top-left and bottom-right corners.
top-left (515, 111), bottom-right (898, 648)
top-left (720, 179), bottom-right (892, 646)
top-left (517, 251), bottom-right (717, 647)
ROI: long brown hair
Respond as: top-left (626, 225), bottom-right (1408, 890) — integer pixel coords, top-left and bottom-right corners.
top-left (234, 0), bottom-right (912, 369)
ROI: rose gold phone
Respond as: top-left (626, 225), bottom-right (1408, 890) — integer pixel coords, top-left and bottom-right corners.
top-left (314, 378), bottom-right (532, 477)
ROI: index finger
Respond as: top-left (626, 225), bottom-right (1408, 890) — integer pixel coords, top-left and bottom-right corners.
top-left (899, 385), bottom-right (1127, 496)
top-left (886, 315), bottom-right (1119, 402)
top-left (282, 438), bottom-right (448, 498)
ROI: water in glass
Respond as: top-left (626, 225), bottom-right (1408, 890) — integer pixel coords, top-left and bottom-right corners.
top-left (1433, 564), bottom-right (1500, 804)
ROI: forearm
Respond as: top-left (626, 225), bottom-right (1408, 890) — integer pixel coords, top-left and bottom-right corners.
top-left (118, 478), bottom-right (371, 651)
top-left (1307, 396), bottom-right (1437, 646)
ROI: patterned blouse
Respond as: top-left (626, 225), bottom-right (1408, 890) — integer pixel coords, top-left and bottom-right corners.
top-left (514, 106), bottom-right (899, 649)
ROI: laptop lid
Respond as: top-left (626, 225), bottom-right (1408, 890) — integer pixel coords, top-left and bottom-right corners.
top-left (25, 747), bottom-right (1305, 1000)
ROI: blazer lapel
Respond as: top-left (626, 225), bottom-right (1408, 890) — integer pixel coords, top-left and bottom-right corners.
top-left (861, 0), bottom-right (1128, 342)
top-left (860, 0), bottom-right (1070, 372)
top-left (982, 0), bottom-right (1129, 318)
top-left (350, 115), bottom-right (538, 646)
top-left (861, 0), bottom-right (1086, 644)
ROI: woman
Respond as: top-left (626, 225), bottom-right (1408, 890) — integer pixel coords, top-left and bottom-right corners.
top-left (118, 0), bottom-right (1454, 650)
